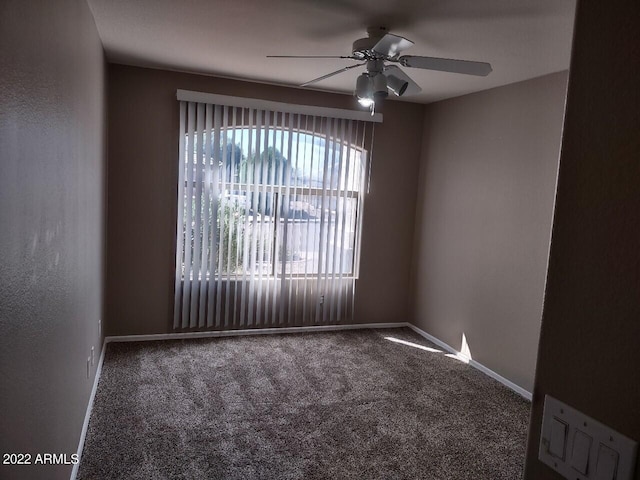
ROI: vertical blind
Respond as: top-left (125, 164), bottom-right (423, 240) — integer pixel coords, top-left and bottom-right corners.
top-left (173, 93), bottom-right (376, 330)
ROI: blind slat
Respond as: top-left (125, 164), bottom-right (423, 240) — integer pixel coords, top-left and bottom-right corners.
top-left (173, 102), bottom-right (187, 329)
top-left (216, 105), bottom-right (228, 327)
top-left (210, 104), bottom-right (220, 327)
top-left (190, 103), bottom-right (205, 328)
top-left (181, 102), bottom-right (196, 328)
top-left (198, 104), bottom-right (213, 326)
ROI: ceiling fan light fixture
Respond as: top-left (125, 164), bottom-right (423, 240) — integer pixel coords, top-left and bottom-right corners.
top-left (387, 74), bottom-right (409, 96)
top-left (355, 73), bottom-right (374, 107)
top-left (372, 73), bottom-right (389, 100)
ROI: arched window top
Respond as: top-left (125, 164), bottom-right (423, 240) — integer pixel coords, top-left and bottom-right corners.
top-left (186, 124), bottom-right (367, 193)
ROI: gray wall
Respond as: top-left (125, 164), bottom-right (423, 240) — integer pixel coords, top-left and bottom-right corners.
top-left (0, 1), bottom-right (106, 479)
top-left (106, 65), bottom-right (425, 335)
top-left (525, 1), bottom-right (640, 478)
top-left (411, 72), bottom-right (568, 393)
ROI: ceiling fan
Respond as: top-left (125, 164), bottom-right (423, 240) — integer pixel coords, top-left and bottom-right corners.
top-left (268, 27), bottom-right (492, 112)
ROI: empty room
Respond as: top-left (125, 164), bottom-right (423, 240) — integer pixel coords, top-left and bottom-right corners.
top-left (1, 1), bottom-right (639, 479)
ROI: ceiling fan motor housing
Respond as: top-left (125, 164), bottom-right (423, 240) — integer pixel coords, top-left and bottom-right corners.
top-left (366, 58), bottom-right (385, 74)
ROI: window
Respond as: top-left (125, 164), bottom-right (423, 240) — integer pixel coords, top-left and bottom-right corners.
top-left (182, 125), bottom-right (363, 279)
top-left (173, 93), bottom-right (378, 329)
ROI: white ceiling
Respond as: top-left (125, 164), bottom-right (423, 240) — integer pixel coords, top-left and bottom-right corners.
top-left (87, 0), bottom-right (576, 104)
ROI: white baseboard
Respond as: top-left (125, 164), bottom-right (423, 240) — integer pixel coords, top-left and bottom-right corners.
top-left (105, 322), bottom-right (407, 343)
top-left (467, 357), bottom-right (532, 401)
top-left (70, 337), bottom-right (107, 480)
top-left (406, 323), bottom-right (532, 401)
top-left (105, 322), bottom-right (531, 400)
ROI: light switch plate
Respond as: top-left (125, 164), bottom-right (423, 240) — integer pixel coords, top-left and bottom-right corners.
top-left (539, 395), bottom-right (637, 480)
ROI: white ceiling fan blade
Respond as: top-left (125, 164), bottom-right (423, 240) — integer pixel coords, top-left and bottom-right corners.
top-left (372, 33), bottom-right (414, 57)
top-left (267, 55), bottom-right (355, 59)
top-left (300, 62), bottom-right (366, 87)
top-left (399, 55), bottom-right (492, 76)
top-left (382, 65), bottom-right (422, 96)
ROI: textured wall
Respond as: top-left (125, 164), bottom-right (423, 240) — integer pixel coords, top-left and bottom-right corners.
top-left (524, 2), bottom-right (640, 478)
top-left (411, 72), bottom-right (568, 393)
top-left (0, 1), bottom-right (106, 479)
top-left (106, 65), bottom-right (425, 335)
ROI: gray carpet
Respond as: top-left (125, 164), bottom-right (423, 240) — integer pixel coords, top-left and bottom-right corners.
top-left (78, 328), bottom-right (530, 479)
